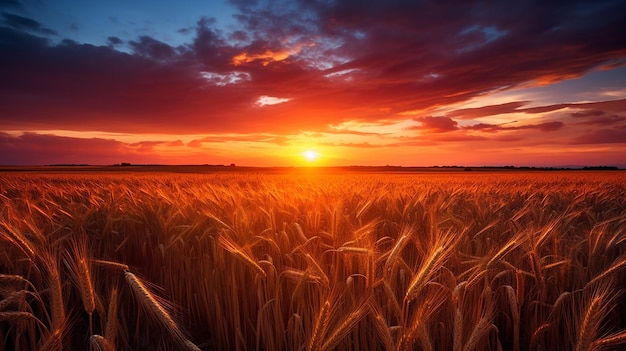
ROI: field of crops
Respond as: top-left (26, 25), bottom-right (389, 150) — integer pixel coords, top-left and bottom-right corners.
top-left (1, 171), bottom-right (625, 350)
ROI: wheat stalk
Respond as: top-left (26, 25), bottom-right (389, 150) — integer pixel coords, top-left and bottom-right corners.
top-left (504, 285), bottom-right (520, 351)
top-left (586, 256), bottom-right (626, 287)
top-left (39, 327), bottom-right (63, 351)
top-left (91, 259), bottom-right (130, 272)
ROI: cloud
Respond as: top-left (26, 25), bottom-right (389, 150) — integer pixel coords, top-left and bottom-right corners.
top-left (571, 128), bottom-right (626, 144)
top-left (0, 132), bottom-right (130, 165)
top-left (320, 142), bottom-right (379, 148)
top-left (255, 95), bottom-right (291, 106)
top-left (0, 132), bottom-right (204, 165)
top-left (448, 102), bottom-right (529, 119)
top-left (0, 0), bottom-right (22, 9)
top-left (0, 0), bottom-right (625, 138)
top-left (448, 99), bottom-right (626, 119)
top-left (107, 36), bottom-right (123, 47)
top-left (129, 36), bottom-right (177, 61)
top-left (410, 116), bottom-right (458, 132)
top-left (187, 134), bottom-right (292, 148)
top-left (464, 121), bottom-right (564, 132)
top-left (574, 114), bottom-right (626, 126)
top-left (522, 99), bottom-right (626, 114)
top-left (1, 13), bottom-right (56, 35)
top-left (570, 110), bottom-right (605, 118)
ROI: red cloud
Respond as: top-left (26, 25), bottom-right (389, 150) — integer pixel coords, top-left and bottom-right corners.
top-left (571, 128), bottom-right (626, 144)
top-left (0, 132), bottom-right (187, 165)
top-left (410, 116), bottom-right (458, 132)
top-left (448, 102), bottom-right (529, 119)
top-left (463, 121), bottom-right (564, 132)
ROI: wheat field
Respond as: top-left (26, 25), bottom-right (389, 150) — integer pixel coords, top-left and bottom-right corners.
top-left (1, 170), bottom-right (625, 350)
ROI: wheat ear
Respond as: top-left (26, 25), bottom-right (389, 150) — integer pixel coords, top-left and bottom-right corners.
top-left (66, 239), bottom-right (96, 335)
top-left (0, 290), bottom-right (30, 311)
top-left (463, 317), bottom-right (491, 351)
top-left (105, 288), bottom-right (119, 347)
top-left (309, 299), bottom-right (331, 351)
top-left (124, 272), bottom-right (200, 351)
top-left (405, 245), bottom-right (445, 301)
top-left (218, 235), bottom-right (266, 278)
top-left (90, 334), bottom-right (114, 351)
top-left (575, 296), bottom-right (603, 351)
top-left (370, 303), bottom-right (394, 351)
top-left (320, 300), bottom-right (370, 351)
top-left (529, 323), bottom-right (550, 350)
top-left (591, 329), bottom-right (626, 350)
top-left (453, 308), bottom-right (463, 351)
top-left (504, 285), bottom-right (520, 351)
top-left (42, 251), bottom-right (65, 330)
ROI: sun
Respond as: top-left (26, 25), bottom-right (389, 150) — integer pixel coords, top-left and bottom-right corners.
top-left (302, 150), bottom-right (319, 162)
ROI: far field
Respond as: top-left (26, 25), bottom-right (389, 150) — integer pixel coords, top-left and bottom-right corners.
top-left (1, 170), bottom-right (625, 350)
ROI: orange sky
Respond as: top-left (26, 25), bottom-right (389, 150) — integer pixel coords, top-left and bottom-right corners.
top-left (1, 0), bottom-right (626, 167)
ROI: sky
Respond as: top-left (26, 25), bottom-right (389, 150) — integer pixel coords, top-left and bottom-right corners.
top-left (1, 0), bottom-right (625, 167)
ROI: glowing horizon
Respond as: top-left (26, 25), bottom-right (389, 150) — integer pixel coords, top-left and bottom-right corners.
top-left (1, 0), bottom-right (625, 167)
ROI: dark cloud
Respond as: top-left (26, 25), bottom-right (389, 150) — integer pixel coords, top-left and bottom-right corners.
top-left (0, 0), bottom-right (22, 9)
top-left (107, 36), bottom-right (123, 47)
top-left (1, 13), bottom-right (56, 35)
top-left (574, 114), bottom-right (626, 126)
top-left (522, 99), bottom-right (626, 114)
top-left (0, 132), bottom-right (199, 165)
top-left (191, 17), bottom-right (233, 70)
top-left (410, 116), bottom-right (458, 133)
top-left (129, 36), bottom-right (177, 61)
top-left (0, 132), bottom-right (129, 165)
top-left (570, 109), bottom-right (605, 118)
top-left (464, 121), bottom-right (564, 132)
top-left (449, 99), bottom-right (626, 120)
top-left (534, 121), bottom-right (565, 132)
top-left (448, 102), bottom-right (529, 119)
top-left (571, 128), bottom-right (626, 144)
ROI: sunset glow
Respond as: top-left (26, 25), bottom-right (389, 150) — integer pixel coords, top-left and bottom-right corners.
top-left (303, 150), bottom-right (319, 162)
top-left (1, 0), bottom-right (625, 167)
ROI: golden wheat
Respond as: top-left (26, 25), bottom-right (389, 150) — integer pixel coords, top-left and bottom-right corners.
top-left (0, 171), bottom-right (624, 350)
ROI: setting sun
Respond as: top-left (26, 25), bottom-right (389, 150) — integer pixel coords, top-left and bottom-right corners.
top-left (302, 150), bottom-right (319, 162)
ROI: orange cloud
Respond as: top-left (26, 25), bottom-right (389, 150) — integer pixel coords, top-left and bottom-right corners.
top-left (232, 42), bottom-right (314, 66)
top-left (232, 48), bottom-right (292, 66)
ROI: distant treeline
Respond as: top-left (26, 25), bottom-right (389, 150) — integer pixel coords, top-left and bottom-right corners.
top-left (580, 166), bottom-right (620, 170)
